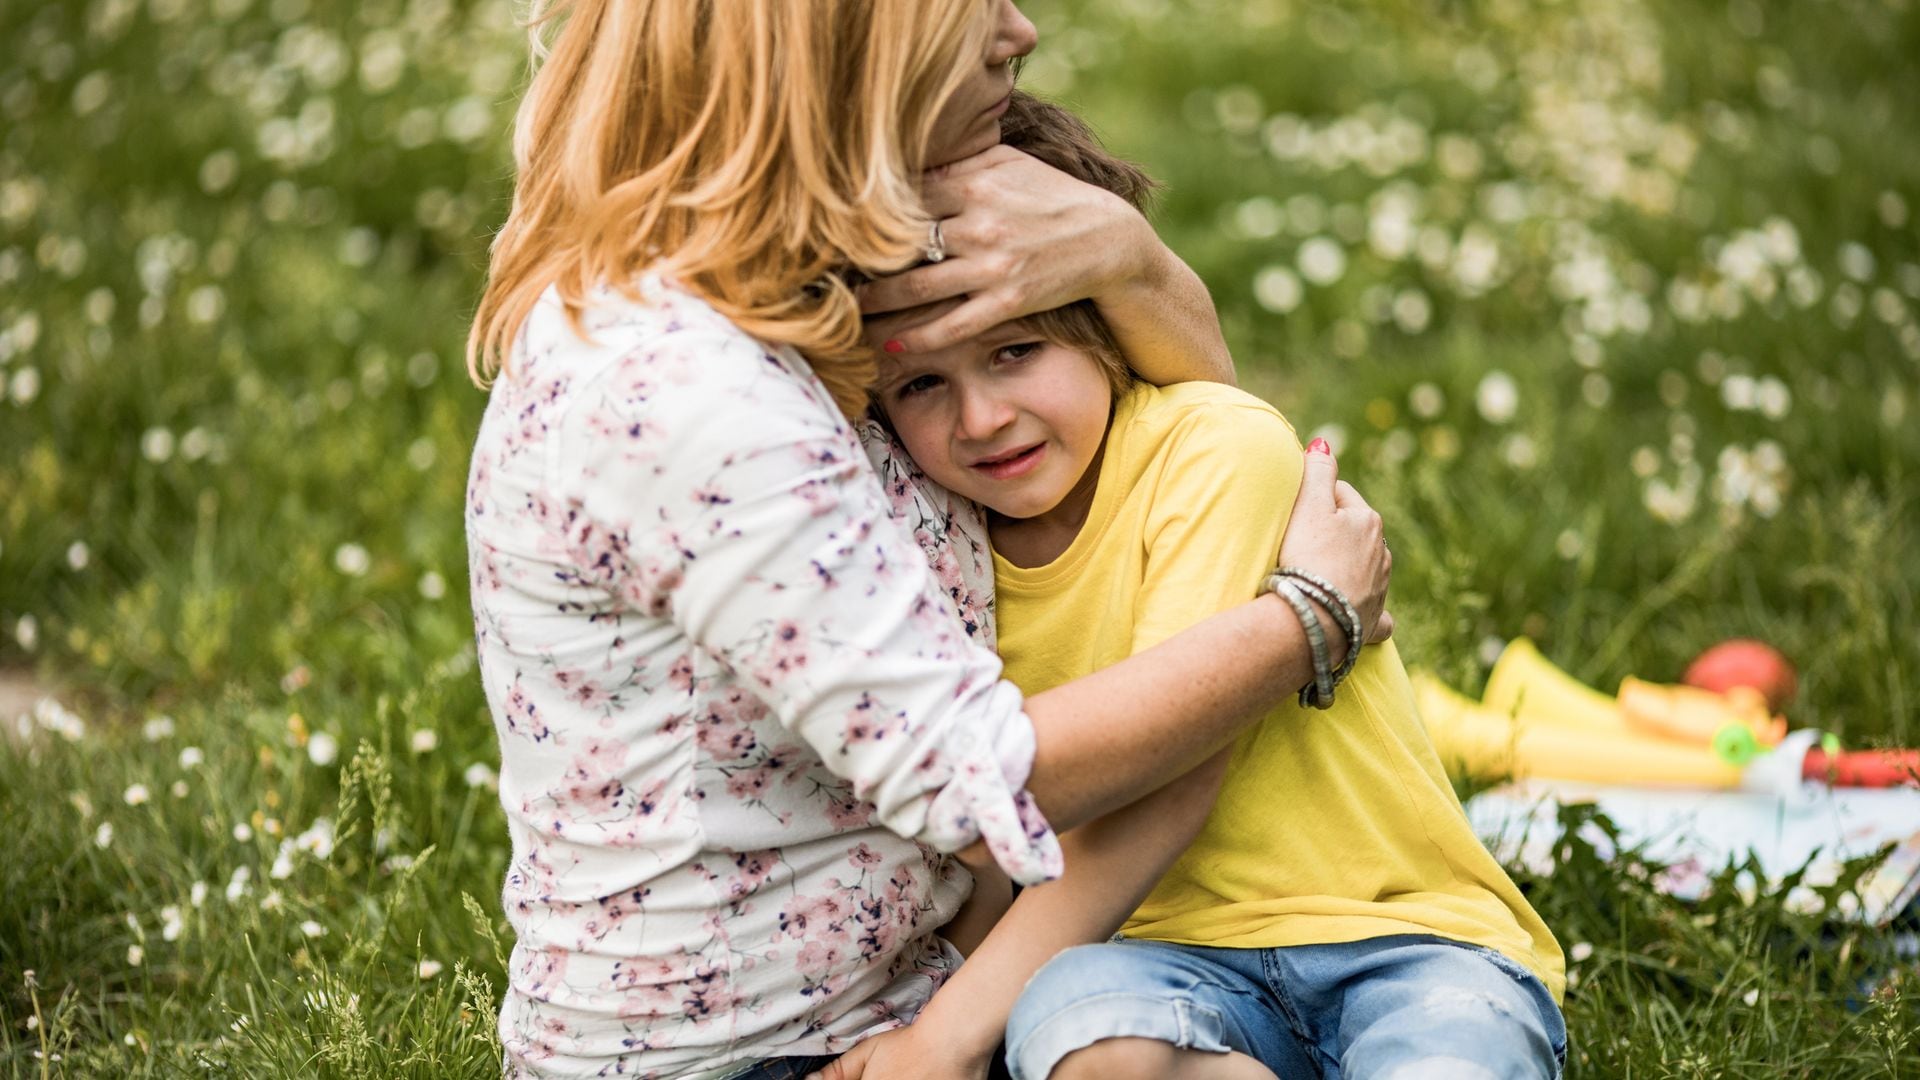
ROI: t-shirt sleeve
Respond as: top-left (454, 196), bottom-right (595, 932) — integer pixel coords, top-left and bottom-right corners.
top-left (551, 328), bottom-right (1062, 884)
top-left (1130, 402), bottom-right (1305, 656)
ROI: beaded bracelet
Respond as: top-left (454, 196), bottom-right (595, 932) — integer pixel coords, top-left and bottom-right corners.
top-left (1262, 568), bottom-right (1365, 709)
top-left (1278, 568), bottom-right (1363, 688)
top-left (1262, 573), bottom-right (1336, 708)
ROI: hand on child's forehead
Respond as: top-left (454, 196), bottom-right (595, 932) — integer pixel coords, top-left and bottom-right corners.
top-left (862, 297), bottom-right (967, 354)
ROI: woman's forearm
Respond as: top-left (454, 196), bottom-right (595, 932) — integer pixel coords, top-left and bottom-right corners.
top-left (1095, 233), bottom-right (1235, 387)
top-left (1020, 591), bottom-right (1329, 832)
top-left (920, 751), bottom-right (1234, 1063)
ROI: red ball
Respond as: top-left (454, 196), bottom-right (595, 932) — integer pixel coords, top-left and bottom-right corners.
top-left (1682, 639), bottom-right (1798, 711)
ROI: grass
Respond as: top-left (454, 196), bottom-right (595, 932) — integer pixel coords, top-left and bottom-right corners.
top-left (1, 0), bottom-right (1917, 1074)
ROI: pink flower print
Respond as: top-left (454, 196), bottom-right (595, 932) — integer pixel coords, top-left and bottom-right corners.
top-left (723, 849), bottom-right (782, 901)
top-left (560, 738), bottom-right (632, 816)
top-left (694, 691), bottom-right (759, 762)
top-left (840, 693), bottom-right (909, 753)
top-left (504, 680), bottom-right (553, 743)
top-left (516, 946), bottom-right (571, 997)
top-left (795, 937), bottom-right (849, 980)
top-left (553, 668), bottom-right (614, 711)
top-left (767, 620), bottom-right (809, 676)
top-left (849, 843), bottom-right (885, 867)
top-left (777, 890), bottom-right (851, 941)
top-left (666, 651), bottom-right (695, 694)
top-left (582, 883), bottom-right (651, 941)
top-left (724, 763), bottom-right (777, 802)
top-left (824, 794), bottom-right (874, 829)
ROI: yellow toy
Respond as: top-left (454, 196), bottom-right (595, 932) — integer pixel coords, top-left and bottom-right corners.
top-left (1417, 639), bottom-right (1788, 789)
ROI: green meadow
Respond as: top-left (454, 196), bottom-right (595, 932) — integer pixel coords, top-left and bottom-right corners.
top-left (2, 0), bottom-right (1917, 1073)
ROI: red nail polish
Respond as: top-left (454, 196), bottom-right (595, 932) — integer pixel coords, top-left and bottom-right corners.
top-left (1307, 437), bottom-right (1330, 455)
top-left (884, 340), bottom-right (905, 354)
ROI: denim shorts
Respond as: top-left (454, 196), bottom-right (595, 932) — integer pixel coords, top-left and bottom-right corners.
top-left (721, 1053), bottom-right (840, 1080)
top-left (1004, 934), bottom-right (1567, 1080)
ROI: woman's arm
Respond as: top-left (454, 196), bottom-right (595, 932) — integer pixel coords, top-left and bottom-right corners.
top-left (857, 144), bottom-right (1234, 385)
top-left (573, 326), bottom-right (1384, 881)
top-left (1020, 443), bottom-right (1388, 831)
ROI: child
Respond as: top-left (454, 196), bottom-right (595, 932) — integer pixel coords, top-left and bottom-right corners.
top-left (869, 95), bottom-right (1567, 1080)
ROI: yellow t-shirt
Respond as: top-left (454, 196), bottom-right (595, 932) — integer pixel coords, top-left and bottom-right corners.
top-left (994, 381), bottom-right (1565, 1001)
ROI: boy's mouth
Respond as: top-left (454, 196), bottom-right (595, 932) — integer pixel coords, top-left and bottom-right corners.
top-left (971, 442), bottom-right (1046, 480)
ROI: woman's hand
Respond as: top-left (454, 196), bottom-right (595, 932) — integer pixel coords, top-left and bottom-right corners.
top-left (859, 144), bottom-right (1147, 351)
top-left (1277, 441), bottom-right (1393, 663)
top-left (807, 1023), bottom-right (992, 1080)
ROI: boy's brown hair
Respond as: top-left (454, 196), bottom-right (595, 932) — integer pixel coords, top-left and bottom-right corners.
top-left (997, 92), bottom-right (1157, 397)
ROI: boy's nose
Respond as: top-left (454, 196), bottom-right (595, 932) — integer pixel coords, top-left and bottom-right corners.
top-left (956, 385), bottom-right (1016, 442)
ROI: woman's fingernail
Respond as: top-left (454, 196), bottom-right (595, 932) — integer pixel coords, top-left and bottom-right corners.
top-left (884, 339), bottom-right (905, 354)
top-left (1307, 437), bottom-right (1331, 455)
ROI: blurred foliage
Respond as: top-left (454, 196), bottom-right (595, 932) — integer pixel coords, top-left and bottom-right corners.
top-left (1, 0), bottom-right (1917, 1073)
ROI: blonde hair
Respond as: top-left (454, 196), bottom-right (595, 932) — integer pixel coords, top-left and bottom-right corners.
top-left (467, 0), bottom-right (993, 418)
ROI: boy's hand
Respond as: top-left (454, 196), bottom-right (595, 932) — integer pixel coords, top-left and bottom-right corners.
top-left (807, 1022), bottom-right (993, 1080)
top-left (1278, 440), bottom-right (1393, 662)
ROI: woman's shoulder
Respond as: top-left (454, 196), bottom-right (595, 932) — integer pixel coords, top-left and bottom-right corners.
top-left (511, 276), bottom-right (843, 425)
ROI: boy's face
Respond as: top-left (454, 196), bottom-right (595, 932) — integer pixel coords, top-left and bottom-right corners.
top-left (875, 321), bottom-right (1112, 521)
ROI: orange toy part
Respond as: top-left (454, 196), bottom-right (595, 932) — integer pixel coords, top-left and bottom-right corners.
top-left (1616, 678), bottom-right (1787, 749)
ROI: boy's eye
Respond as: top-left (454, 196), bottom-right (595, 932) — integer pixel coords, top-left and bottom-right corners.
top-left (897, 373), bottom-right (942, 398)
top-left (995, 341), bottom-right (1043, 363)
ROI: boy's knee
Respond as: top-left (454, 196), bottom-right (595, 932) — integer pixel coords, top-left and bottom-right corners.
top-left (1050, 1038), bottom-right (1176, 1080)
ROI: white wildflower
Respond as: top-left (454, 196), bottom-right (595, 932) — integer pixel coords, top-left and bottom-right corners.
top-left (122, 784), bottom-right (150, 806)
top-left (1253, 265), bottom-right (1304, 314)
top-left (464, 762), bottom-right (499, 790)
top-left (1838, 242), bottom-right (1876, 282)
top-left (127, 944), bottom-right (144, 967)
top-left (179, 746), bottom-right (204, 768)
top-left (66, 541), bottom-right (89, 571)
top-left (170, 780), bottom-right (188, 798)
top-left (1296, 237), bottom-right (1348, 286)
top-left (141, 715), bottom-right (175, 741)
top-left (417, 959), bottom-right (444, 980)
top-left (293, 818), bottom-right (335, 859)
top-left (190, 881), bottom-right (208, 908)
top-left (140, 427), bottom-right (175, 463)
top-left (410, 728), bottom-right (439, 754)
top-left (14, 614), bottom-right (38, 652)
top-left (160, 905), bottom-right (184, 942)
top-left (417, 571), bottom-right (446, 601)
top-left (1408, 382), bottom-right (1445, 420)
top-left (270, 842), bottom-right (296, 880)
top-left (226, 865), bottom-right (252, 901)
top-left (1569, 941), bottom-right (1594, 963)
top-left (1474, 371), bottom-right (1519, 424)
top-left (306, 731), bottom-right (339, 766)
top-left (260, 890), bottom-right (284, 912)
top-left (233, 821), bottom-right (253, 842)
top-left (332, 543), bottom-right (370, 577)
top-left (299, 920), bottom-right (327, 939)
top-left (94, 822), bottom-right (114, 848)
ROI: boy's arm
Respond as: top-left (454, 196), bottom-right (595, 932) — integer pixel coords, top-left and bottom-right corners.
top-left (1130, 402), bottom-right (1304, 652)
top-left (850, 404), bottom-right (1304, 1072)
top-left (828, 748), bottom-right (1235, 1077)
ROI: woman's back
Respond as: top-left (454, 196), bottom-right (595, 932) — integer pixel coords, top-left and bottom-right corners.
top-left (467, 278), bottom-right (1052, 1077)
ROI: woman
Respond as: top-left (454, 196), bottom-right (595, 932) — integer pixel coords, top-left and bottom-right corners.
top-left (463, 2), bottom-right (1392, 1077)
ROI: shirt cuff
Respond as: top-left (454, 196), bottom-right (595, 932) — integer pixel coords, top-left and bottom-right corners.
top-left (918, 687), bottom-right (1063, 886)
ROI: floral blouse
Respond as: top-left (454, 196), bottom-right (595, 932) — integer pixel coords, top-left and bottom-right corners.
top-left (465, 277), bottom-right (1060, 1079)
